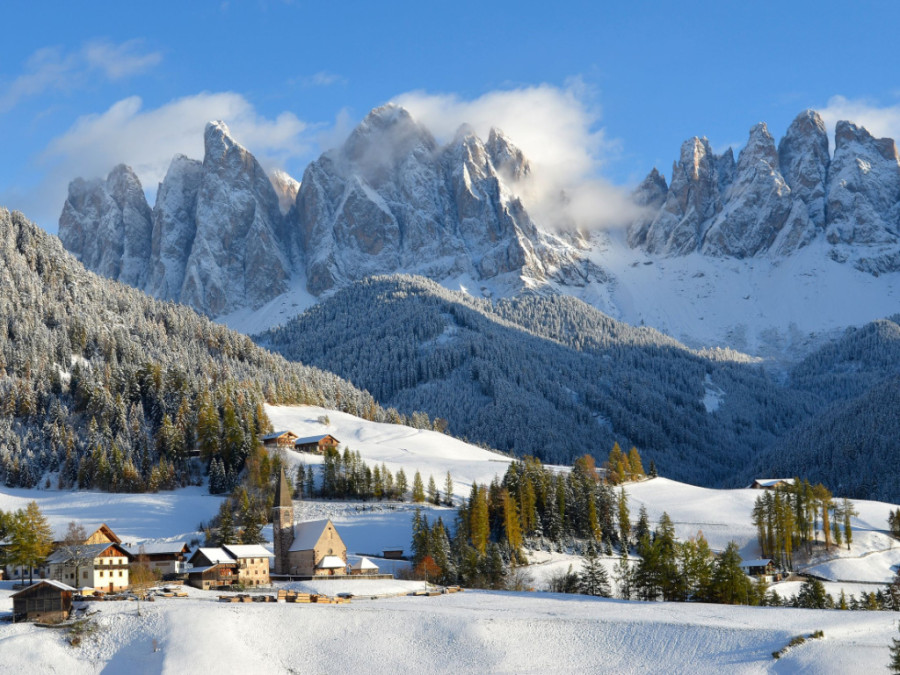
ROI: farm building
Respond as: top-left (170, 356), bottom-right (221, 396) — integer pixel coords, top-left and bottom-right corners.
top-left (186, 546), bottom-right (274, 588)
top-left (187, 563), bottom-right (236, 591)
top-left (261, 431), bottom-right (299, 448)
top-left (273, 469), bottom-right (348, 576)
top-left (350, 557), bottom-right (380, 576)
top-left (123, 542), bottom-right (191, 577)
top-left (46, 542), bottom-right (132, 593)
top-left (12, 580), bottom-right (75, 624)
top-left (750, 478), bottom-right (796, 490)
top-left (293, 434), bottom-right (340, 454)
top-left (221, 544), bottom-right (274, 586)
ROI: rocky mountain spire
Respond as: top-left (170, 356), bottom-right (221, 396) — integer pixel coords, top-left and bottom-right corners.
top-left (702, 122), bottom-right (813, 257)
top-left (778, 109), bottom-right (829, 229)
top-left (825, 120), bottom-right (900, 246)
top-left (59, 164), bottom-right (153, 288)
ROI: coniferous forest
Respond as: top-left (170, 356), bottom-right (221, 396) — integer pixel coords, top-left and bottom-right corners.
top-left (0, 209), bottom-right (391, 491)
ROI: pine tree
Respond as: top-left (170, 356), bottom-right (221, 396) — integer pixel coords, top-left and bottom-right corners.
top-left (614, 553), bottom-right (633, 600)
top-left (469, 484), bottom-right (490, 555)
top-left (711, 541), bottom-right (751, 605)
top-left (617, 487), bottom-right (630, 552)
top-left (579, 541), bottom-right (611, 597)
top-left (239, 497), bottom-right (264, 545)
top-left (444, 471), bottom-right (454, 506)
top-left (890, 621), bottom-right (900, 673)
top-left (797, 577), bottom-right (829, 609)
top-left (217, 505), bottom-right (236, 545)
top-left (627, 447), bottom-right (645, 478)
top-left (396, 469), bottom-right (408, 502)
top-left (427, 475), bottom-right (439, 505)
top-left (412, 471), bottom-right (425, 503)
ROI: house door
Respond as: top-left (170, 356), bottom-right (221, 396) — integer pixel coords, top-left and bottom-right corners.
top-left (109, 583), bottom-right (114, 593)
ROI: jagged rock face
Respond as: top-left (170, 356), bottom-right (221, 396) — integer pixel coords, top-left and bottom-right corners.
top-left (826, 121), bottom-right (900, 246)
top-left (146, 155), bottom-right (202, 301)
top-left (778, 109), bottom-right (829, 228)
top-left (702, 123), bottom-right (812, 257)
top-left (295, 104), bottom-right (572, 294)
top-left (59, 165), bottom-right (153, 287)
top-left (269, 169), bottom-right (300, 216)
top-left (641, 137), bottom-right (726, 255)
top-left (626, 168), bottom-right (668, 248)
top-left (180, 122), bottom-right (292, 316)
top-left (630, 111), bottom-right (900, 270)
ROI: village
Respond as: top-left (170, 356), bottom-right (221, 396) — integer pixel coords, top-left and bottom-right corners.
top-left (1, 428), bottom-right (436, 626)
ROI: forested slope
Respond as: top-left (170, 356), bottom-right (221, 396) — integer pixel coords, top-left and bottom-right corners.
top-left (257, 276), bottom-right (817, 486)
top-left (0, 208), bottom-right (382, 491)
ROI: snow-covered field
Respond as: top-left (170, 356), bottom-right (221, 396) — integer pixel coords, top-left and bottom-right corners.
top-left (582, 232), bottom-right (900, 360)
top-left (2, 405), bottom-right (899, 673)
top-left (1, 583), bottom-right (898, 674)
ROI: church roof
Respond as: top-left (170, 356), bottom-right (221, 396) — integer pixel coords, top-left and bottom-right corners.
top-left (274, 467), bottom-right (292, 509)
top-left (316, 556), bottom-right (346, 569)
top-left (288, 519), bottom-right (333, 552)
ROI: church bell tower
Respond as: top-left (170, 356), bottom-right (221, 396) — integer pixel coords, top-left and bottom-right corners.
top-left (272, 468), bottom-right (295, 575)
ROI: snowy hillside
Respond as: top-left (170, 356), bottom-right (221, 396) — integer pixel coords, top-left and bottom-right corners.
top-left (2, 584), bottom-right (899, 674)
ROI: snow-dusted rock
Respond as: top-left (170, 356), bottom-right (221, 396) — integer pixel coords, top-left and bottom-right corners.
top-left (269, 169), bottom-right (300, 216)
top-left (179, 121), bottom-right (292, 316)
top-left (146, 155), bottom-right (202, 301)
top-left (59, 164), bottom-right (153, 288)
top-left (626, 168), bottom-right (668, 248)
top-left (641, 137), bottom-right (726, 255)
top-left (825, 120), bottom-right (900, 247)
top-left (778, 109), bottom-right (829, 229)
top-left (294, 104), bottom-right (576, 294)
top-left (702, 123), bottom-right (813, 257)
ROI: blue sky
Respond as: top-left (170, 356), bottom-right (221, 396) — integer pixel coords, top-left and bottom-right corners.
top-left (2, 0), bottom-right (900, 231)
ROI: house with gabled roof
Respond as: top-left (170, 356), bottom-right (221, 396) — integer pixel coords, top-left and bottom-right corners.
top-left (262, 430), bottom-right (299, 448)
top-left (186, 545), bottom-right (274, 588)
top-left (46, 541), bottom-right (131, 593)
top-left (294, 434), bottom-right (340, 454)
top-left (123, 541), bottom-right (191, 577)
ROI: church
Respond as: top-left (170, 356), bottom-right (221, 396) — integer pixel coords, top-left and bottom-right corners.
top-left (272, 469), bottom-right (348, 577)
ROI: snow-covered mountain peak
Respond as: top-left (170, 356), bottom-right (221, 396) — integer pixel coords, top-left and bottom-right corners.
top-left (269, 168), bottom-right (300, 215)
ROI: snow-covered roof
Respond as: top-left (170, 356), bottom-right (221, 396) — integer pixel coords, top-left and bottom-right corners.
top-left (12, 579), bottom-right (77, 596)
top-left (123, 542), bottom-right (188, 556)
top-left (751, 478), bottom-right (795, 487)
top-left (46, 542), bottom-right (125, 564)
top-left (294, 434), bottom-right (338, 445)
top-left (289, 519), bottom-right (332, 552)
top-left (191, 547), bottom-right (234, 564)
top-left (262, 430), bottom-right (296, 440)
top-left (222, 544), bottom-right (274, 559)
top-left (188, 564), bottom-right (229, 574)
top-left (738, 559), bottom-right (773, 568)
top-left (350, 557), bottom-right (379, 571)
top-left (316, 556), bottom-right (346, 569)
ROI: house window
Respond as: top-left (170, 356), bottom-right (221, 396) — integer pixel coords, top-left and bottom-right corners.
top-left (119, 571), bottom-right (123, 577)
top-left (99, 571), bottom-right (104, 577)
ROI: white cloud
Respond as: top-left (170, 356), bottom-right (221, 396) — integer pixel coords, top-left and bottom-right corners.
top-left (22, 92), bottom-right (310, 230)
top-left (817, 95), bottom-right (900, 149)
top-left (392, 81), bottom-right (639, 230)
top-left (82, 40), bottom-right (163, 81)
top-left (0, 40), bottom-right (162, 112)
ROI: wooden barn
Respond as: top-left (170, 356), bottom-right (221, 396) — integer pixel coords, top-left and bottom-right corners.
top-left (750, 478), bottom-right (795, 490)
top-left (187, 563), bottom-right (235, 590)
top-left (12, 580), bottom-right (75, 624)
top-left (261, 431), bottom-right (299, 449)
top-left (293, 434), bottom-right (340, 454)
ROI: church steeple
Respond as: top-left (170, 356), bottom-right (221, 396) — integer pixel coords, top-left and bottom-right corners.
top-left (272, 467), bottom-right (295, 575)
top-left (274, 466), bottom-right (292, 508)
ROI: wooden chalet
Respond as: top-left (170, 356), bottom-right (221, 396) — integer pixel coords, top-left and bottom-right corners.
top-left (83, 524), bottom-right (121, 545)
top-left (739, 558), bottom-right (780, 582)
top-left (261, 431), bottom-right (299, 449)
top-left (12, 580), bottom-right (75, 624)
top-left (750, 478), bottom-right (795, 490)
top-left (294, 434), bottom-right (340, 455)
top-left (187, 563), bottom-right (235, 590)
top-left (124, 542), bottom-right (191, 577)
